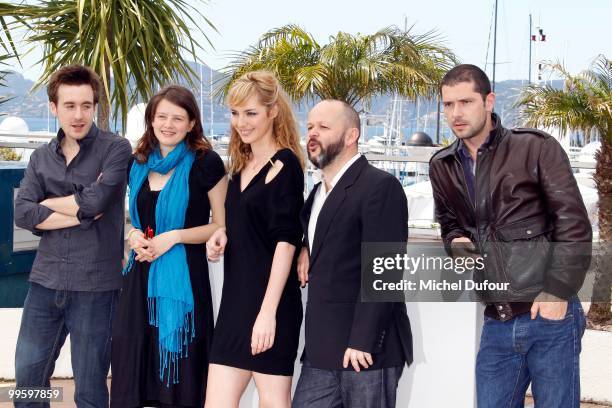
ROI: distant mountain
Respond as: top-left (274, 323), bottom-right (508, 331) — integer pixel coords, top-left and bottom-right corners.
top-left (2, 72), bottom-right (48, 117)
top-left (490, 79), bottom-right (566, 128)
top-left (358, 78), bottom-right (563, 127)
top-left (1, 63), bottom-right (229, 125)
top-left (1, 65), bottom-right (563, 135)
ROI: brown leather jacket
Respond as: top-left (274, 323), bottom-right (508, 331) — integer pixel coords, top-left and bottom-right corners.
top-left (429, 114), bottom-right (592, 302)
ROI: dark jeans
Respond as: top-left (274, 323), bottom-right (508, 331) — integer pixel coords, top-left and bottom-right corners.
top-left (476, 297), bottom-right (586, 408)
top-left (15, 282), bottom-right (117, 408)
top-left (292, 358), bottom-right (404, 408)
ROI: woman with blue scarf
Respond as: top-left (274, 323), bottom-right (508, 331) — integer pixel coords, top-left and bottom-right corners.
top-left (110, 86), bottom-right (227, 408)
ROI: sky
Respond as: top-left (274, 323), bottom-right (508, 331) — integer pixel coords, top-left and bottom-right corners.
top-left (8, 0), bottom-right (612, 83)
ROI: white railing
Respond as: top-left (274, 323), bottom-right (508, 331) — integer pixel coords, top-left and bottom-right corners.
top-left (3, 131), bottom-right (598, 250)
top-left (0, 132), bottom-right (597, 169)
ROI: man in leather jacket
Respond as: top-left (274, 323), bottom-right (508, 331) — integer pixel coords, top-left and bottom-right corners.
top-left (429, 64), bottom-right (592, 407)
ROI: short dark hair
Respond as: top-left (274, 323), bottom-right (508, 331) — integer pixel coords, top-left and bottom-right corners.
top-left (441, 64), bottom-right (491, 100)
top-left (47, 65), bottom-right (101, 104)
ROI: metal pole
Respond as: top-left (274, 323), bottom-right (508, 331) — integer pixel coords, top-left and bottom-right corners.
top-left (415, 97), bottom-right (420, 133)
top-left (528, 14), bottom-right (532, 83)
top-left (435, 95), bottom-right (441, 144)
top-left (492, 0), bottom-right (498, 91)
top-left (210, 66), bottom-right (214, 137)
top-left (199, 63), bottom-right (204, 125)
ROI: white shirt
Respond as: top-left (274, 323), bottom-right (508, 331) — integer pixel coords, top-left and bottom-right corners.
top-left (308, 153), bottom-right (362, 253)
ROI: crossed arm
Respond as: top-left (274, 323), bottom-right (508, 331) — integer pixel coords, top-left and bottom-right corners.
top-left (36, 188), bottom-right (104, 229)
top-left (14, 153), bottom-right (78, 233)
top-left (35, 212), bottom-right (80, 230)
top-left (32, 196), bottom-right (81, 231)
top-left (36, 197), bottom-right (105, 230)
top-left (14, 140), bottom-right (132, 233)
top-left (39, 195), bottom-right (79, 217)
top-left (43, 140), bottom-right (132, 224)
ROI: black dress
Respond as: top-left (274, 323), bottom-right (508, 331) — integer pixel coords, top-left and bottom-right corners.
top-left (209, 148), bottom-right (304, 376)
top-left (111, 151), bottom-right (225, 408)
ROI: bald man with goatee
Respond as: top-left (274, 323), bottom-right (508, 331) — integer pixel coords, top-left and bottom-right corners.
top-left (292, 100), bottom-right (413, 408)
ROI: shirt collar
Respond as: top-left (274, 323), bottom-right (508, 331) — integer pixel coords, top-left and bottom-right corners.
top-left (313, 153), bottom-right (361, 190)
top-left (457, 115), bottom-right (499, 160)
top-left (457, 139), bottom-right (473, 161)
top-left (330, 153), bottom-right (361, 188)
top-left (54, 123), bottom-right (99, 154)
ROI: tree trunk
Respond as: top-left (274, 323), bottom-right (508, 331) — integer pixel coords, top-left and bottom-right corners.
top-left (587, 138), bottom-right (612, 324)
top-left (98, 75), bottom-right (110, 131)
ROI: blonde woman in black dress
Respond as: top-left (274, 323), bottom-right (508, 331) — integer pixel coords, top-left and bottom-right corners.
top-left (206, 71), bottom-right (305, 408)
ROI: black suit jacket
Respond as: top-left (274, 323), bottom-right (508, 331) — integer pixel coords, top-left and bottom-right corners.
top-left (300, 156), bottom-right (413, 370)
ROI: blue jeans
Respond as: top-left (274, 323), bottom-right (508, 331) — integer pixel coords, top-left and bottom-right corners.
top-left (476, 297), bottom-right (586, 408)
top-left (292, 358), bottom-right (404, 408)
top-left (14, 282), bottom-right (117, 408)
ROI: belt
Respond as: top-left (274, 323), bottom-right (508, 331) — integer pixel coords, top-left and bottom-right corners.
top-left (484, 302), bottom-right (532, 321)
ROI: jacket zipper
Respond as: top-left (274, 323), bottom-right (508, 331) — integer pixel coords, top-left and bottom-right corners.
top-left (454, 155), bottom-right (482, 246)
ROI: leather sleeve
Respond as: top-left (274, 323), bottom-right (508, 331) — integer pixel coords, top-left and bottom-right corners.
top-left (429, 160), bottom-right (472, 252)
top-left (538, 136), bottom-right (592, 298)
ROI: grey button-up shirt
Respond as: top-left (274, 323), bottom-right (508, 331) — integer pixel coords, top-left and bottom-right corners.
top-left (14, 124), bottom-right (132, 291)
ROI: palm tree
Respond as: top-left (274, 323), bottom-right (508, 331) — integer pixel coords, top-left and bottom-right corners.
top-left (2, 0), bottom-right (216, 131)
top-left (218, 24), bottom-right (458, 108)
top-left (0, 3), bottom-right (20, 58)
top-left (517, 56), bottom-right (612, 323)
top-left (0, 3), bottom-right (22, 90)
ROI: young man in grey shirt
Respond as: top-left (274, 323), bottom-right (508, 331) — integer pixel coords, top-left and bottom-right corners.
top-left (13, 65), bottom-right (132, 408)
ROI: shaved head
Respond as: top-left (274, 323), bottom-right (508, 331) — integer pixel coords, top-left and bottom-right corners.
top-left (319, 99), bottom-right (361, 133)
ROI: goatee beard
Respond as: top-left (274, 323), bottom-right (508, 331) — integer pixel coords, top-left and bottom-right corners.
top-left (308, 138), bottom-right (345, 169)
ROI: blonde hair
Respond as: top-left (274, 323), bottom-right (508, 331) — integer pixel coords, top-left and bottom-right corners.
top-left (226, 71), bottom-right (305, 175)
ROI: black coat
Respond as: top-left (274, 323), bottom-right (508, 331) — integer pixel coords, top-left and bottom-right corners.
top-left (300, 156), bottom-right (413, 370)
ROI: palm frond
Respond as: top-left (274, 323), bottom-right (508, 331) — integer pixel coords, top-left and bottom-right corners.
top-left (517, 55), bottom-right (611, 143)
top-left (7, 0), bottom-right (216, 130)
top-left (217, 23), bottom-right (458, 108)
top-left (0, 1), bottom-right (28, 64)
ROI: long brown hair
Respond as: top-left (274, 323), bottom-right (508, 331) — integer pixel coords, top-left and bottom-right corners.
top-left (134, 85), bottom-right (212, 163)
top-left (226, 71), bottom-right (305, 174)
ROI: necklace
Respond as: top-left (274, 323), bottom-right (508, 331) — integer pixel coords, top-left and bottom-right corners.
top-left (247, 149), bottom-right (277, 172)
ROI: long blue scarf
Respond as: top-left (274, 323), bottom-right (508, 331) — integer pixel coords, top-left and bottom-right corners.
top-left (123, 141), bottom-right (195, 386)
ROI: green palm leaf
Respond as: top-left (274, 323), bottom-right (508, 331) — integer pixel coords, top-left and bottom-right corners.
top-left (3, 0), bottom-right (216, 131)
top-left (216, 24), bottom-right (458, 109)
top-left (517, 56), bottom-right (611, 142)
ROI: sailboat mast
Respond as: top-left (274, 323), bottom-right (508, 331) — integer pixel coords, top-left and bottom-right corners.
top-left (528, 14), bottom-right (532, 83)
top-left (199, 63), bottom-right (204, 125)
top-left (435, 96), bottom-right (441, 144)
top-left (492, 0), bottom-right (498, 91)
top-left (210, 66), bottom-right (214, 137)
